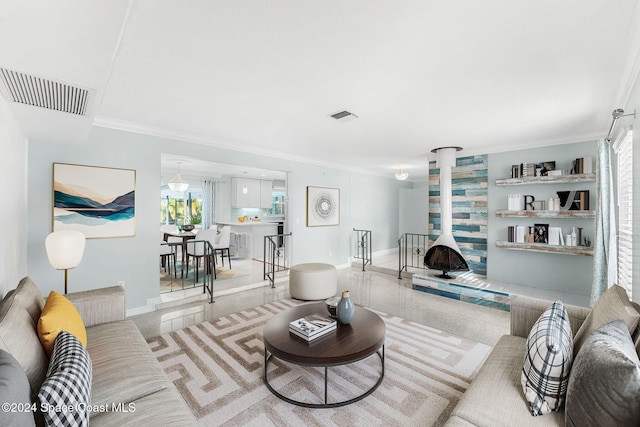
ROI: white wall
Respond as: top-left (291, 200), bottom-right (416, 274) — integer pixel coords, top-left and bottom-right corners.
top-left (27, 127), bottom-right (409, 310)
top-left (0, 98), bottom-right (28, 297)
top-left (399, 184), bottom-right (428, 235)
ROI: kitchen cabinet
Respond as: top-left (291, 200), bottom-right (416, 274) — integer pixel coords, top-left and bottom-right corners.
top-left (260, 180), bottom-right (272, 208)
top-left (231, 178), bottom-right (272, 208)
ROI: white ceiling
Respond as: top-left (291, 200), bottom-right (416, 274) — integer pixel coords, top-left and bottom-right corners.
top-left (2, 1), bottom-right (640, 181)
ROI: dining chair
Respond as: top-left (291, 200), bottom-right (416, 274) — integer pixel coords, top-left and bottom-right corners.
top-left (185, 228), bottom-right (218, 282)
top-left (159, 232), bottom-right (176, 277)
top-left (214, 226), bottom-right (232, 269)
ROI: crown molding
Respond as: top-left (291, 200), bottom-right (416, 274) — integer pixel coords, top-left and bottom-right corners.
top-left (92, 116), bottom-right (395, 179)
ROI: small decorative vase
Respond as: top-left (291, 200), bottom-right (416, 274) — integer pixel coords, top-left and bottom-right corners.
top-left (337, 290), bottom-right (355, 325)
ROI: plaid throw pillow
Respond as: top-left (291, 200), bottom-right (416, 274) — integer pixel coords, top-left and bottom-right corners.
top-left (521, 300), bottom-right (573, 416)
top-left (38, 331), bottom-right (92, 427)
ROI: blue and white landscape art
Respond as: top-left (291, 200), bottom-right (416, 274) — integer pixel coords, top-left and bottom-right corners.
top-left (53, 163), bottom-right (136, 238)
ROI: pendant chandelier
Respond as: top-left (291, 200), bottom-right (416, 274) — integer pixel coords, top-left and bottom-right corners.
top-left (168, 162), bottom-right (189, 192)
top-left (394, 169), bottom-right (409, 181)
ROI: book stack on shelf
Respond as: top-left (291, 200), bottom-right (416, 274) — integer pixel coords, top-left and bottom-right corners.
top-left (573, 157), bottom-right (593, 174)
top-left (511, 163), bottom-right (537, 178)
top-left (289, 313), bottom-right (337, 341)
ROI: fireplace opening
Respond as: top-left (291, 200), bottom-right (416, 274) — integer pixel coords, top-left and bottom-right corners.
top-left (424, 235), bottom-right (469, 279)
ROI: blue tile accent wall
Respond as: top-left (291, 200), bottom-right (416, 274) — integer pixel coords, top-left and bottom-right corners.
top-left (429, 154), bottom-right (488, 276)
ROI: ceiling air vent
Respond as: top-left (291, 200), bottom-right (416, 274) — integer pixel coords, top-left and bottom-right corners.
top-left (329, 110), bottom-right (358, 122)
top-left (0, 67), bottom-right (94, 116)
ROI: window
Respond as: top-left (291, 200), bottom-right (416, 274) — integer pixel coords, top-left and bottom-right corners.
top-left (160, 189), bottom-right (203, 226)
top-left (613, 129), bottom-right (633, 298)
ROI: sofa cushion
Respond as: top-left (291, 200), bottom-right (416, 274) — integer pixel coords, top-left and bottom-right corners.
top-left (573, 285), bottom-right (639, 354)
top-left (565, 320), bottom-right (640, 427)
top-left (0, 278), bottom-right (49, 394)
top-left (89, 383), bottom-right (196, 426)
top-left (37, 291), bottom-right (87, 357)
top-left (521, 301), bottom-right (573, 416)
top-left (86, 320), bottom-right (168, 410)
top-left (0, 349), bottom-right (37, 427)
top-left (447, 335), bottom-right (564, 426)
top-left (38, 331), bottom-right (92, 427)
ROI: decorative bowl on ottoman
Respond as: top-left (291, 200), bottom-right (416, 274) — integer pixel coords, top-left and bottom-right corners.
top-left (181, 224), bottom-right (195, 232)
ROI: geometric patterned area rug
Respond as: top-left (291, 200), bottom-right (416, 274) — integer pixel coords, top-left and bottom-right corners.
top-left (147, 299), bottom-right (492, 426)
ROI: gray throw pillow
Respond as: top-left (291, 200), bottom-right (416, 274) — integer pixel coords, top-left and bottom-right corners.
top-left (565, 320), bottom-right (640, 427)
top-left (521, 300), bottom-right (573, 416)
top-left (0, 349), bottom-right (37, 427)
top-left (573, 285), bottom-right (639, 354)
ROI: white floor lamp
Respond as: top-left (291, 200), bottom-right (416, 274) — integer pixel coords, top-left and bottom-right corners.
top-left (45, 230), bottom-right (86, 294)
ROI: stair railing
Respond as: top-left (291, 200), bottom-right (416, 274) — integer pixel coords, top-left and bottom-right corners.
top-left (353, 228), bottom-right (372, 271)
top-left (263, 232), bottom-right (292, 288)
top-left (184, 239), bottom-right (215, 303)
top-left (397, 233), bottom-right (430, 279)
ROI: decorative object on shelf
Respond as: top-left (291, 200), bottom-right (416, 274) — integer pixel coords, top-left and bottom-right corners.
top-left (548, 227), bottom-right (564, 245)
top-left (45, 230), bottom-right (86, 294)
top-left (576, 227), bottom-right (583, 246)
top-left (572, 157), bottom-right (593, 174)
top-left (534, 224), bottom-right (549, 244)
top-left (508, 194), bottom-right (523, 211)
top-left (583, 235), bottom-right (592, 247)
top-left (306, 186), bottom-right (340, 227)
top-left (557, 190), bottom-right (589, 211)
top-left (533, 200), bottom-right (546, 210)
top-left (53, 163), bottom-right (136, 238)
top-left (325, 296), bottom-right (340, 318)
top-left (523, 195), bottom-right (535, 210)
top-left (394, 169), bottom-right (409, 181)
top-left (337, 290), bottom-right (355, 325)
top-left (168, 161), bottom-right (189, 193)
top-left (536, 161), bottom-right (556, 176)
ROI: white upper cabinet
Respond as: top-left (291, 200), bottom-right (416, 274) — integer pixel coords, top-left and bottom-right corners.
top-left (231, 178), bottom-right (272, 208)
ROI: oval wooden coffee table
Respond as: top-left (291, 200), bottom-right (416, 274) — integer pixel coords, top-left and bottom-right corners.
top-left (263, 302), bottom-right (385, 408)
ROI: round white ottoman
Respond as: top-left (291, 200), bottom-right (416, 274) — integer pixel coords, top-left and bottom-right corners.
top-left (289, 263), bottom-right (338, 300)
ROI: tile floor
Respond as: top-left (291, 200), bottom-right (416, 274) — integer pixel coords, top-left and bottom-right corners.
top-left (136, 249), bottom-right (590, 347)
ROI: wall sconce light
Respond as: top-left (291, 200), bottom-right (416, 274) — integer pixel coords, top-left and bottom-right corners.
top-left (394, 169), bottom-right (409, 181)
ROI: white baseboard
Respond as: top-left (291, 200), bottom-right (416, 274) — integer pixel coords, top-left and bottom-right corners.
top-left (126, 298), bottom-right (158, 317)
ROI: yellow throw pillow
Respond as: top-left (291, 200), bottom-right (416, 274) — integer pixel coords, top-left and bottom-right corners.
top-left (37, 291), bottom-right (87, 357)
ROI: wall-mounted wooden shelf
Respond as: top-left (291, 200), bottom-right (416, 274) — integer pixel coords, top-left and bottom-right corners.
top-left (495, 241), bottom-right (594, 256)
top-left (495, 173), bottom-right (595, 186)
top-left (495, 210), bottom-right (595, 218)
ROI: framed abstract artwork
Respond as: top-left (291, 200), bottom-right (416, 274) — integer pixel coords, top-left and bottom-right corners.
top-left (306, 186), bottom-right (340, 227)
top-left (52, 163), bottom-right (136, 238)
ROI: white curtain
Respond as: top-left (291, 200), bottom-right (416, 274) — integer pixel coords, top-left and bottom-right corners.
top-left (591, 138), bottom-right (618, 306)
top-left (202, 179), bottom-right (216, 230)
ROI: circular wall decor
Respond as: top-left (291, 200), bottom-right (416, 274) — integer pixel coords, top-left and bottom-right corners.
top-left (313, 192), bottom-right (335, 219)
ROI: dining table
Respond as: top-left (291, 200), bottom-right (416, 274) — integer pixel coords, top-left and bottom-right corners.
top-left (163, 230), bottom-right (198, 277)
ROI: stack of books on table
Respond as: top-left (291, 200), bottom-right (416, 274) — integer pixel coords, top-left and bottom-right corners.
top-left (289, 313), bottom-right (337, 341)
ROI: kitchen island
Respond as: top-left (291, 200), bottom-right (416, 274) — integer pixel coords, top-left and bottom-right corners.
top-left (216, 221), bottom-right (280, 260)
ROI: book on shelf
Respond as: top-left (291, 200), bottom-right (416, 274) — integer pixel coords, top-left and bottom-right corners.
top-left (289, 313), bottom-right (337, 341)
top-left (573, 157), bottom-right (593, 174)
